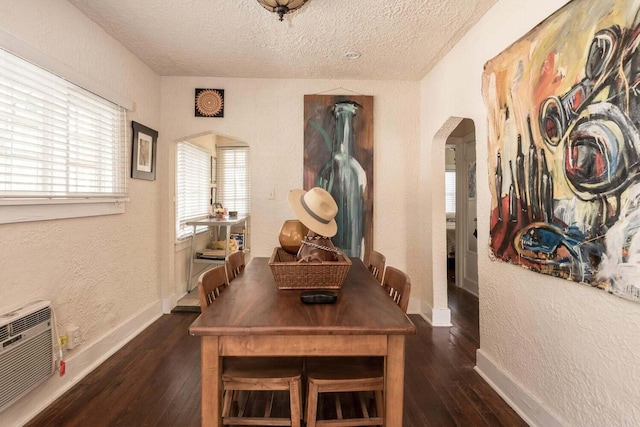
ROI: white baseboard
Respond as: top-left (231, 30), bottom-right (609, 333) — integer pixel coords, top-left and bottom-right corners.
top-left (419, 300), bottom-right (452, 327)
top-left (0, 300), bottom-right (163, 427)
top-left (475, 349), bottom-right (563, 427)
top-left (162, 293), bottom-right (178, 314)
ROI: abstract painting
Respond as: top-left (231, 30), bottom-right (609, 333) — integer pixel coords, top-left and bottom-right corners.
top-left (483, 0), bottom-right (640, 303)
top-left (303, 95), bottom-right (373, 260)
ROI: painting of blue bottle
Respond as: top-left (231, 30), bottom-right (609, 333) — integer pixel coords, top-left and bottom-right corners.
top-left (303, 95), bottom-right (374, 260)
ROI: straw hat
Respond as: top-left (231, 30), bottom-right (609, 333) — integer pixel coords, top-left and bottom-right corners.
top-left (287, 187), bottom-right (338, 237)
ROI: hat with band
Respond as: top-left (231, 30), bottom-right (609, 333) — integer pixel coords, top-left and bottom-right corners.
top-left (287, 187), bottom-right (338, 237)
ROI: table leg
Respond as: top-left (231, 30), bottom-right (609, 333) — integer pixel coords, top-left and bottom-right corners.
top-left (202, 336), bottom-right (222, 427)
top-left (187, 224), bottom-right (197, 292)
top-left (225, 225), bottom-right (231, 258)
top-left (385, 335), bottom-right (405, 427)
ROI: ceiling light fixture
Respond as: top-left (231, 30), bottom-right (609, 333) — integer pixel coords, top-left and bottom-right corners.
top-left (345, 51), bottom-right (361, 60)
top-left (257, 0), bottom-right (310, 22)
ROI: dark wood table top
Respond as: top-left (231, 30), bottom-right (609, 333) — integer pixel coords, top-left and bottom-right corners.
top-left (189, 257), bottom-right (416, 336)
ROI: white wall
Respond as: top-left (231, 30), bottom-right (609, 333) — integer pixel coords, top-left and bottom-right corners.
top-left (0, 1), bottom-right (162, 424)
top-left (421, 0), bottom-right (640, 425)
top-left (159, 78), bottom-right (421, 309)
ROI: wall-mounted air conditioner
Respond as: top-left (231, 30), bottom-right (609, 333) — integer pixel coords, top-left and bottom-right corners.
top-left (0, 300), bottom-right (55, 413)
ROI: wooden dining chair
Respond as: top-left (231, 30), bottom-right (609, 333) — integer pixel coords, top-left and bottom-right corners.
top-left (226, 250), bottom-right (245, 284)
top-left (197, 265), bottom-right (228, 308)
top-left (367, 250), bottom-right (386, 284)
top-left (381, 266), bottom-right (411, 313)
top-left (305, 357), bottom-right (384, 427)
top-left (197, 263), bottom-right (303, 426)
top-left (305, 266), bottom-right (412, 427)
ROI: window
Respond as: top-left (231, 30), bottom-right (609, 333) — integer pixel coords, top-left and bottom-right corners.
top-left (445, 171), bottom-right (456, 214)
top-left (0, 47), bottom-right (128, 223)
top-left (217, 146), bottom-right (250, 216)
top-left (176, 142), bottom-right (211, 239)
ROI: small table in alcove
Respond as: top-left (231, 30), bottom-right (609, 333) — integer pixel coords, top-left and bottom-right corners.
top-left (185, 215), bottom-right (250, 292)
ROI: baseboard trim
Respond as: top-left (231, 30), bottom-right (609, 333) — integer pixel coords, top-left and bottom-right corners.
top-left (0, 300), bottom-right (163, 427)
top-left (419, 301), bottom-right (452, 327)
top-left (475, 349), bottom-right (563, 427)
top-left (162, 293), bottom-right (178, 314)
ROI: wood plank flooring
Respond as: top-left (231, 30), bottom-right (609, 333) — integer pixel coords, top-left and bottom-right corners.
top-left (27, 285), bottom-right (526, 426)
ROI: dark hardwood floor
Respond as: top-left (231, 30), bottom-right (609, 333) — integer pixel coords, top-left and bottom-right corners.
top-left (27, 283), bottom-right (526, 427)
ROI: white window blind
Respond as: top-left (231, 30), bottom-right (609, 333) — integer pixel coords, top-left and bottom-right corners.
top-left (217, 146), bottom-right (250, 216)
top-left (0, 48), bottom-right (127, 199)
top-left (445, 170), bottom-right (456, 214)
top-left (176, 142), bottom-right (211, 239)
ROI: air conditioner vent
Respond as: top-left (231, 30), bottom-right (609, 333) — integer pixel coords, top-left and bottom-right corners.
top-left (0, 329), bottom-right (52, 411)
top-left (10, 307), bottom-right (51, 336)
top-left (0, 300), bottom-right (54, 413)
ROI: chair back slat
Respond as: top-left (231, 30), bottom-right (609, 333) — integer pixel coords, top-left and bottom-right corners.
top-left (382, 266), bottom-right (411, 313)
top-left (198, 265), bottom-right (228, 310)
top-left (367, 251), bottom-right (386, 284)
top-left (226, 251), bottom-right (245, 283)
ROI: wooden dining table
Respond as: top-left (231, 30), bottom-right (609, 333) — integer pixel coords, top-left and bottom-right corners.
top-left (189, 256), bottom-right (416, 426)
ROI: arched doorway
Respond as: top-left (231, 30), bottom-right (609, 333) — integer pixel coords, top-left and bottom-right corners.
top-left (170, 131), bottom-right (250, 312)
top-left (427, 117), bottom-right (478, 332)
top-left (440, 118), bottom-right (480, 349)
top-left (447, 119), bottom-right (478, 295)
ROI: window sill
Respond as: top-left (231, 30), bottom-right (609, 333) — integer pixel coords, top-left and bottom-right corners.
top-left (0, 198), bottom-right (128, 224)
top-left (175, 228), bottom-right (210, 251)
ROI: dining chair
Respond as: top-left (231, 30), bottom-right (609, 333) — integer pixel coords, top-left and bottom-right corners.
top-left (367, 250), bottom-right (386, 284)
top-left (304, 266), bottom-right (411, 427)
top-left (381, 266), bottom-right (411, 313)
top-left (197, 265), bottom-right (228, 308)
top-left (197, 263), bottom-right (303, 426)
top-left (226, 250), bottom-right (245, 284)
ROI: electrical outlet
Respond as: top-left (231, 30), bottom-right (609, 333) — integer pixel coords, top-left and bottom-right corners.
top-left (67, 325), bottom-right (80, 350)
top-left (60, 335), bottom-right (68, 348)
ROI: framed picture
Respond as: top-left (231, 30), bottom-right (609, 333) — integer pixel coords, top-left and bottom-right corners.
top-left (131, 121), bottom-right (158, 180)
top-left (195, 88), bottom-right (224, 117)
top-left (211, 156), bottom-right (217, 184)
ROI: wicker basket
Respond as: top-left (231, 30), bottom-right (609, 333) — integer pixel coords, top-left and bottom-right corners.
top-left (268, 247), bottom-right (352, 290)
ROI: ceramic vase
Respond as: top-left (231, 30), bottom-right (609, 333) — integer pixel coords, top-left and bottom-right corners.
top-left (279, 220), bottom-right (309, 254)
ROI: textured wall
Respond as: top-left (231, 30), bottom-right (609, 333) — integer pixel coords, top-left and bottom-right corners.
top-left (0, 0), bottom-right (161, 382)
top-left (421, 0), bottom-right (640, 425)
top-left (158, 78), bottom-right (421, 304)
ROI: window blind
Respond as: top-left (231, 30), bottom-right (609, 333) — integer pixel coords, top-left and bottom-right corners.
top-left (445, 170), bottom-right (456, 214)
top-left (216, 146), bottom-right (250, 216)
top-left (0, 48), bottom-right (127, 199)
top-left (176, 142), bottom-right (211, 239)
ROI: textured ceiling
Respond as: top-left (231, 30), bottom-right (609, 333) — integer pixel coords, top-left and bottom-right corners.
top-left (67, 0), bottom-right (497, 81)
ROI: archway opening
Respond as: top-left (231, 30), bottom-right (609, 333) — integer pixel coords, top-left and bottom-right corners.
top-left (443, 118), bottom-right (480, 349)
top-left (171, 131), bottom-right (250, 312)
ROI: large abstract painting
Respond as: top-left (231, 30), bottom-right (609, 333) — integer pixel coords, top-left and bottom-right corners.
top-left (303, 95), bottom-right (373, 260)
top-left (483, 0), bottom-right (640, 303)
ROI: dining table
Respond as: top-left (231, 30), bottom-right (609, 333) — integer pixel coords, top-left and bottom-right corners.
top-left (188, 255), bottom-right (416, 426)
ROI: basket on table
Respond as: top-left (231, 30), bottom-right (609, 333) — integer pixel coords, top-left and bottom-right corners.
top-left (268, 247), bottom-right (351, 290)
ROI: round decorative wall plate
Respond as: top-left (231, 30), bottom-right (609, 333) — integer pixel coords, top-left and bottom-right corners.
top-left (195, 88), bottom-right (224, 117)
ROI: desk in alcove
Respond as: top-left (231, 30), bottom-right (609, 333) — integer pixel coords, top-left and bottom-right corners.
top-left (185, 215), bottom-right (250, 292)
